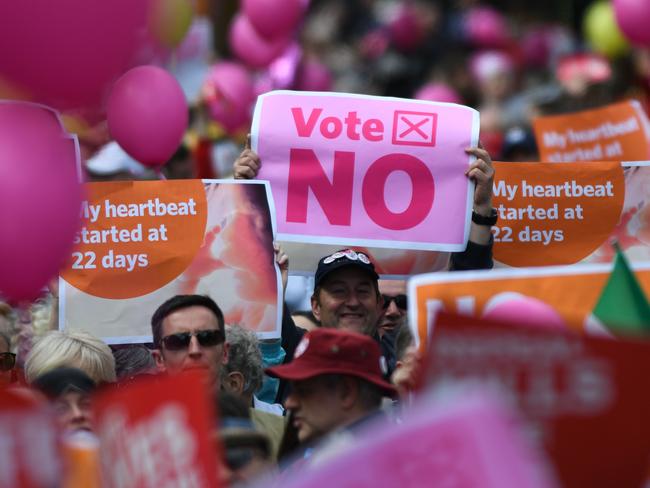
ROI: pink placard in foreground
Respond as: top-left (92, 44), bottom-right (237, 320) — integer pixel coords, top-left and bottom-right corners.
top-left (253, 91), bottom-right (479, 252)
top-left (274, 388), bottom-right (556, 488)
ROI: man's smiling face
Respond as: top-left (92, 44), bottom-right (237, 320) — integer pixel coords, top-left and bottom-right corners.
top-left (311, 267), bottom-right (382, 336)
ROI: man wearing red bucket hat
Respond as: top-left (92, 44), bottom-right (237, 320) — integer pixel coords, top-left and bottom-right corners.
top-left (266, 327), bottom-right (396, 447)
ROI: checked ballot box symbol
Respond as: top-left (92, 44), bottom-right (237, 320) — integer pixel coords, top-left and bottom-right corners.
top-left (391, 110), bottom-right (438, 147)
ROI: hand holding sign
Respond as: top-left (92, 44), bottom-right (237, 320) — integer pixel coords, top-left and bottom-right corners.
top-left (248, 91), bottom-right (485, 252)
top-left (233, 134), bottom-right (261, 179)
top-left (254, 91), bottom-right (480, 251)
top-left (465, 144), bottom-right (495, 213)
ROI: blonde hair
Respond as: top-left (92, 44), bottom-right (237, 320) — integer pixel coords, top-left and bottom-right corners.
top-left (25, 330), bottom-right (116, 384)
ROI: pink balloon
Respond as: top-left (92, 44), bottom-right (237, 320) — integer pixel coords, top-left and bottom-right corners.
top-left (295, 59), bottom-right (333, 91)
top-left (414, 83), bottom-right (462, 104)
top-left (359, 29), bottom-right (390, 60)
top-left (229, 14), bottom-right (290, 69)
top-left (464, 6), bottom-right (510, 48)
top-left (268, 43), bottom-right (302, 89)
top-left (613, 0), bottom-right (650, 46)
top-left (203, 62), bottom-right (255, 134)
top-left (469, 50), bottom-right (515, 84)
top-left (0, 102), bottom-right (83, 302)
top-left (254, 43), bottom-right (302, 96)
top-left (0, 0), bottom-right (151, 112)
top-left (389, 5), bottom-right (426, 52)
top-left (107, 66), bottom-right (188, 168)
top-left (242, 0), bottom-right (305, 40)
top-left (482, 293), bottom-right (566, 331)
top-left (521, 28), bottom-right (552, 68)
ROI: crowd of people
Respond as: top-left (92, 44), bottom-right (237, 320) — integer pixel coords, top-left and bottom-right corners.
top-left (2, 0), bottom-right (650, 486)
top-left (1, 162), bottom-right (496, 483)
top-left (0, 243), bottom-right (490, 485)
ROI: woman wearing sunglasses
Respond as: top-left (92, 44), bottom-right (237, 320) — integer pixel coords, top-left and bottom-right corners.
top-left (0, 330), bottom-right (17, 386)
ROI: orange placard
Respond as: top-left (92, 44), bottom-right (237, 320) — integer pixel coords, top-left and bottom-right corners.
top-left (533, 100), bottom-right (650, 162)
top-left (492, 161), bottom-right (625, 266)
top-left (408, 262), bottom-right (650, 347)
top-left (59, 180), bottom-right (282, 342)
top-left (61, 180), bottom-right (207, 299)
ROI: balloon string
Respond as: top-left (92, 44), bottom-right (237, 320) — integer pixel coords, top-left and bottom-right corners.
top-left (156, 169), bottom-right (167, 180)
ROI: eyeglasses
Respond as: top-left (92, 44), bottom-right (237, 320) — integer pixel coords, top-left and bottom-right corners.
top-left (161, 329), bottom-right (224, 351)
top-left (0, 352), bottom-right (16, 371)
top-left (381, 294), bottom-right (407, 310)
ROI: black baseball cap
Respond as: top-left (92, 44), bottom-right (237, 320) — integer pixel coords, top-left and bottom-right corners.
top-left (314, 249), bottom-right (379, 288)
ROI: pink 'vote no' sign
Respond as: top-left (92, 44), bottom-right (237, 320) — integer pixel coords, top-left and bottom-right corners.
top-left (253, 91), bottom-right (479, 251)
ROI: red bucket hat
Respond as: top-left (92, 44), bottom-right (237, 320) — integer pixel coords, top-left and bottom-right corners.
top-left (265, 328), bottom-right (397, 397)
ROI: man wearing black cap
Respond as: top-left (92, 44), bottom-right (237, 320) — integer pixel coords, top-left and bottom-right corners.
top-left (277, 248), bottom-right (399, 383)
top-left (311, 249), bottom-right (381, 336)
top-left (236, 141), bottom-right (496, 393)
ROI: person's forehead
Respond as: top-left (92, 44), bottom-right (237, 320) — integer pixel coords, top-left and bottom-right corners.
top-left (293, 375), bottom-right (333, 391)
top-left (57, 389), bottom-right (91, 403)
top-left (321, 267), bottom-right (376, 287)
top-left (378, 280), bottom-right (406, 296)
top-left (162, 305), bottom-right (219, 333)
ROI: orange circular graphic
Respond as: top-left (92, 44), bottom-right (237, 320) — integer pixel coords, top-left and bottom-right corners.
top-left (61, 180), bottom-right (207, 299)
top-left (492, 161), bottom-right (625, 267)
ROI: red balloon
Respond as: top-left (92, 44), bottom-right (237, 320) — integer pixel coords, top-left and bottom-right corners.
top-left (414, 83), bottom-right (462, 104)
top-left (107, 66), bottom-right (188, 168)
top-left (0, 102), bottom-right (83, 302)
top-left (203, 62), bottom-right (255, 134)
top-left (483, 293), bottom-right (566, 330)
top-left (389, 5), bottom-right (426, 52)
top-left (295, 59), bottom-right (333, 91)
top-left (613, 0), bottom-right (650, 46)
top-left (242, 0), bottom-right (304, 40)
top-left (464, 6), bottom-right (511, 48)
top-left (229, 14), bottom-right (290, 69)
top-left (0, 0), bottom-right (151, 112)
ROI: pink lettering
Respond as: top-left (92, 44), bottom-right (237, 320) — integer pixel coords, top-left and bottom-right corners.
top-left (290, 107), bottom-right (384, 141)
top-left (321, 116), bottom-right (343, 139)
top-left (362, 119), bottom-right (384, 141)
top-left (344, 111), bottom-right (361, 140)
top-left (291, 107), bottom-right (322, 137)
top-left (362, 153), bottom-right (434, 230)
top-left (287, 149), bottom-right (354, 225)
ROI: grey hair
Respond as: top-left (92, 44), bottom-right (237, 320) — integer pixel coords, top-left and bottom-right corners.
top-left (222, 324), bottom-right (264, 396)
top-left (25, 330), bottom-right (116, 384)
top-left (112, 345), bottom-right (155, 381)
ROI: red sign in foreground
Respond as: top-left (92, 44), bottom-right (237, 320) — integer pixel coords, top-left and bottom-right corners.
top-left (0, 388), bottom-right (61, 488)
top-left (93, 371), bottom-right (220, 488)
top-left (422, 312), bottom-right (650, 487)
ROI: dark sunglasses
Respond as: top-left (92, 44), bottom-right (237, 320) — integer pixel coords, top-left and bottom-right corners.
top-left (381, 294), bottom-right (407, 310)
top-left (162, 329), bottom-right (224, 351)
top-left (0, 352), bottom-right (16, 371)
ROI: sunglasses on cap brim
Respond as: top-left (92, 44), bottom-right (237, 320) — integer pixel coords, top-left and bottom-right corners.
top-left (161, 329), bottom-right (224, 351)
